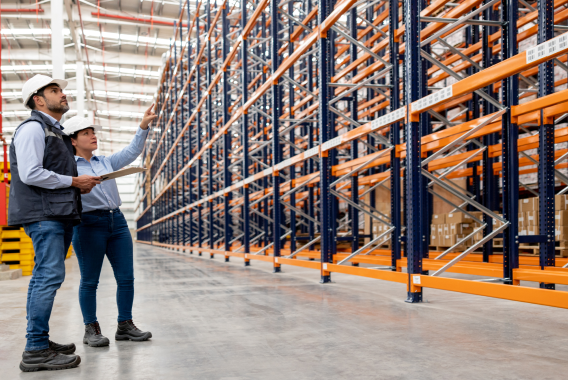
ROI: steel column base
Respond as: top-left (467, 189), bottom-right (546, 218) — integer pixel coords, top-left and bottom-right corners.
top-left (210, 254), bottom-right (215, 259)
top-left (244, 261), bottom-right (250, 267)
top-left (351, 263), bottom-right (359, 267)
top-left (405, 292), bottom-right (423, 303)
top-left (540, 283), bottom-right (555, 290)
top-left (225, 257), bottom-right (230, 262)
top-left (273, 267), bottom-right (281, 273)
top-left (320, 275), bottom-right (331, 283)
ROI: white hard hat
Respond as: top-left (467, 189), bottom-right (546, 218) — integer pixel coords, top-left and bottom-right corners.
top-left (62, 116), bottom-right (102, 136)
top-left (22, 74), bottom-right (68, 110)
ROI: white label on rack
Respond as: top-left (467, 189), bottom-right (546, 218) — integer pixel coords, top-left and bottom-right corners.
top-left (277, 158), bottom-right (292, 171)
top-left (304, 146), bottom-right (319, 158)
top-left (527, 32), bottom-right (568, 64)
top-left (275, 257), bottom-right (279, 263)
top-left (558, 34), bottom-right (568, 50)
top-left (234, 180), bottom-right (244, 188)
top-left (263, 167), bottom-right (273, 177)
top-left (413, 86), bottom-right (453, 112)
top-left (323, 263), bottom-right (328, 270)
top-left (413, 275), bottom-right (421, 285)
top-left (322, 136), bottom-right (342, 151)
top-left (526, 46), bottom-right (537, 63)
top-left (244, 177), bottom-right (254, 185)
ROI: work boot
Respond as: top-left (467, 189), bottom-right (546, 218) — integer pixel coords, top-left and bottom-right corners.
top-left (20, 348), bottom-right (81, 372)
top-left (115, 319), bottom-right (152, 341)
top-left (48, 340), bottom-right (76, 355)
top-left (83, 322), bottom-right (110, 347)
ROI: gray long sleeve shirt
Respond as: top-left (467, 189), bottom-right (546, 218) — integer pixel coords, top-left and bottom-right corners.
top-left (13, 111), bottom-right (73, 189)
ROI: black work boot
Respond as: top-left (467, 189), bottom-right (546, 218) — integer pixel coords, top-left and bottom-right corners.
top-left (48, 340), bottom-right (76, 355)
top-left (20, 348), bottom-right (81, 372)
top-left (115, 319), bottom-right (152, 341)
top-left (83, 322), bottom-right (110, 347)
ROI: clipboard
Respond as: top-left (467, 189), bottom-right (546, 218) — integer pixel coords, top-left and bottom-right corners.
top-left (100, 167), bottom-right (147, 181)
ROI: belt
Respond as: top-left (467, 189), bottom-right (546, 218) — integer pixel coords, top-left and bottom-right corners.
top-left (83, 208), bottom-right (121, 216)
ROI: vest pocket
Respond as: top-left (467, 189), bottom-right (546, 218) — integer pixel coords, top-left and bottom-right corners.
top-left (41, 190), bottom-right (78, 217)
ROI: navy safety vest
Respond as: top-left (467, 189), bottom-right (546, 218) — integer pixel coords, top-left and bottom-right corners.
top-left (8, 110), bottom-right (82, 226)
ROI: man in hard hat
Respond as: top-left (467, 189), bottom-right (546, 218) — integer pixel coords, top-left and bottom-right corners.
top-left (10, 74), bottom-right (101, 372)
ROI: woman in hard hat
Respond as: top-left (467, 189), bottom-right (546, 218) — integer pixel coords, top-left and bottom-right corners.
top-left (62, 104), bottom-right (157, 347)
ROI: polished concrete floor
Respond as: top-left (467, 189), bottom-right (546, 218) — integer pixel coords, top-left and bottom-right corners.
top-left (1, 243), bottom-right (568, 379)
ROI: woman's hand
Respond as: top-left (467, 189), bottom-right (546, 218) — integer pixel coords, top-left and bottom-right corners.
top-left (140, 103), bottom-right (158, 130)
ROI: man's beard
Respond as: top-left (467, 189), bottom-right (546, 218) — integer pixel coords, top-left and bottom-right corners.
top-left (46, 98), bottom-right (70, 114)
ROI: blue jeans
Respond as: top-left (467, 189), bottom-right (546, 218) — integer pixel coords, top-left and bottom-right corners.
top-left (72, 209), bottom-right (134, 325)
top-left (23, 220), bottom-right (74, 351)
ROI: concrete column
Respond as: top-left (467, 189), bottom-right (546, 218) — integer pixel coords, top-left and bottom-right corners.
top-left (76, 61), bottom-right (85, 116)
top-left (51, 0), bottom-right (65, 80)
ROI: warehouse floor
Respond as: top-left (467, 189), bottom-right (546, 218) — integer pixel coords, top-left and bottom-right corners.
top-left (1, 244), bottom-right (567, 379)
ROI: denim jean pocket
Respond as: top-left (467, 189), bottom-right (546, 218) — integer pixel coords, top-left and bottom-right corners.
top-left (80, 214), bottom-right (102, 226)
top-left (41, 190), bottom-right (78, 217)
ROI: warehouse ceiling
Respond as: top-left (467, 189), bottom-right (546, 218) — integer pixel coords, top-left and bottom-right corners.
top-left (1, 0), bottom-right (187, 160)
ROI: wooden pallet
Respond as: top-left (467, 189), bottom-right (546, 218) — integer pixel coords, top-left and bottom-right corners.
top-left (493, 238), bottom-right (568, 257)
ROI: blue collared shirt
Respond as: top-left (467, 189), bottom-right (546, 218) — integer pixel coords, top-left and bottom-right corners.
top-left (13, 111), bottom-right (73, 189)
top-left (75, 127), bottom-right (149, 213)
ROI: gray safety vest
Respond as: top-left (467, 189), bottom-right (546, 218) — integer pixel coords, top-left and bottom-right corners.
top-left (8, 110), bottom-right (82, 226)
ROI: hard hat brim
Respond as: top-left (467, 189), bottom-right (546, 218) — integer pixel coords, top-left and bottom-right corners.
top-left (66, 124), bottom-right (103, 136)
top-left (23, 78), bottom-right (69, 110)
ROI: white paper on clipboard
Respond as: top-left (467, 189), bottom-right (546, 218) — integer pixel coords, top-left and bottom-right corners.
top-left (100, 167), bottom-right (147, 181)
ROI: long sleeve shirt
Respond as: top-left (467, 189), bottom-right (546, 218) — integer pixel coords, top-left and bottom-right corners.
top-left (13, 111), bottom-right (73, 189)
top-left (76, 126), bottom-right (149, 212)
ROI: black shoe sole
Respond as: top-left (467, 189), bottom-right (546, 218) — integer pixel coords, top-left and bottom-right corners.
top-left (83, 338), bottom-right (110, 347)
top-left (115, 332), bottom-right (152, 341)
top-left (19, 356), bottom-right (81, 372)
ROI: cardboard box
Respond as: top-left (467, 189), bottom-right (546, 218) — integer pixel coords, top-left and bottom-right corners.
top-left (525, 225), bottom-right (537, 236)
top-left (519, 197), bottom-right (539, 213)
top-left (518, 212), bottom-right (526, 228)
top-left (446, 234), bottom-right (472, 247)
top-left (493, 214), bottom-right (504, 228)
top-left (474, 231), bottom-right (483, 241)
top-left (526, 211), bottom-right (539, 226)
top-left (450, 223), bottom-right (473, 235)
top-left (555, 226), bottom-right (568, 241)
top-left (437, 225), bottom-right (444, 235)
top-left (431, 225), bottom-right (437, 236)
top-left (446, 212), bottom-right (473, 224)
top-left (555, 195), bottom-right (568, 211)
top-left (456, 234), bottom-right (473, 246)
top-left (430, 234), bottom-right (438, 246)
top-left (556, 210), bottom-right (568, 225)
top-left (443, 224), bottom-right (450, 235)
top-left (432, 214), bottom-right (445, 225)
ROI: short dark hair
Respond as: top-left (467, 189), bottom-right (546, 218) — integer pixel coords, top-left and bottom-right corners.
top-left (26, 83), bottom-right (60, 110)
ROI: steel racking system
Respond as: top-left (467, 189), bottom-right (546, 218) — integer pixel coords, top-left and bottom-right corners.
top-left (135, 0), bottom-right (568, 308)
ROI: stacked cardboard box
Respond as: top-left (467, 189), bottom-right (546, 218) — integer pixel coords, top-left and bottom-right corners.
top-left (518, 196), bottom-right (568, 242)
top-left (430, 212), bottom-right (482, 248)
